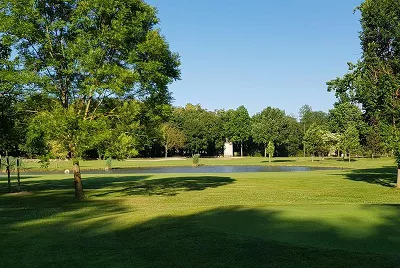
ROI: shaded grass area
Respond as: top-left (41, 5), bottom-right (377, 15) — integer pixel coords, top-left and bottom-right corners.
top-left (1, 169), bottom-right (400, 267)
top-left (342, 166), bottom-right (397, 187)
top-left (1, 200), bottom-right (400, 267)
top-left (2, 175), bottom-right (234, 197)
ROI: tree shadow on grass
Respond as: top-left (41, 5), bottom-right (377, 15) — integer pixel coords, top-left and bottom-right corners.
top-left (120, 205), bottom-right (400, 267)
top-left (0, 175), bottom-right (149, 195)
top-left (90, 176), bottom-right (236, 197)
top-left (1, 175), bottom-right (235, 197)
top-left (2, 201), bottom-right (400, 267)
top-left (341, 166), bottom-right (397, 187)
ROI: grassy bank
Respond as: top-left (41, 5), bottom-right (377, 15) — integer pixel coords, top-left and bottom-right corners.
top-left (18, 156), bottom-right (397, 171)
top-left (1, 162), bottom-right (400, 267)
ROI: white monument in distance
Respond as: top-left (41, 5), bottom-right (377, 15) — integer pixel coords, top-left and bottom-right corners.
top-left (224, 139), bottom-right (233, 157)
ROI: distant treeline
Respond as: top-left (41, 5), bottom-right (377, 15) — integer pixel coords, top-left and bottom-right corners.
top-left (0, 0), bottom-right (399, 162)
top-left (0, 93), bottom-right (390, 159)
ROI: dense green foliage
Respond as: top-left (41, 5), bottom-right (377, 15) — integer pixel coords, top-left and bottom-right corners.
top-left (0, 97), bottom-right (393, 159)
top-left (0, 0), bottom-right (180, 161)
top-left (303, 124), bottom-right (324, 161)
top-left (327, 0), bottom-right (400, 166)
top-left (0, 0), bottom-right (398, 162)
top-left (338, 125), bottom-right (361, 162)
top-left (220, 106), bottom-right (251, 156)
top-left (161, 122), bottom-right (186, 157)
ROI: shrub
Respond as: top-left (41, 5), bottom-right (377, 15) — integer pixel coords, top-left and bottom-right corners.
top-left (192, 154), bottom-right (200, 166)
top-left (38, 155), bottom-right (50, 169)
top-left (105, 157), bottom-right (112, 170)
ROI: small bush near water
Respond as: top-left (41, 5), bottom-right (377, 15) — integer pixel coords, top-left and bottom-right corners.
top-left (105, 157), bottom-right (112, 170)
top-left (192, 154), bottom-right (200, 166)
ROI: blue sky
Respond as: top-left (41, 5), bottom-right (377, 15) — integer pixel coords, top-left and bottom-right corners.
top-left (147, 0), bottom-right (363, 117)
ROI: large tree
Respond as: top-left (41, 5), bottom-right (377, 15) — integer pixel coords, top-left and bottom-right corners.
top-left (251, 107), bottom-right (286, 157)
top-left (0, 40), bottom-right (38, 155)
top-left (327, 0), bottom-right (400, 187)
top-left (299, 105), bottom-right (329, 157)
top-left (364, 124), bottom-right (385, 158)
top-left (0, 0), bottom-right (180, 198)
top-left (303, 123), bottom-right (324, 162)
top-left (161, 123), bottom-right (186, 157)
top-left (222, 105), bottom-right (251, 157)
top-left (299, 105), bottom-right (329, 131)
top-left (328, 102), bottom-right (365, 134)
top-left (173, 104), bottom-right (221, 156)
top-left (338, 124), bottom-right (360, 162)
top-left (279, 115), bottom-right (302, 157)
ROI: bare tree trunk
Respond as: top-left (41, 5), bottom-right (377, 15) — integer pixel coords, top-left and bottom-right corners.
top-left (17, 158), bottom-right (20, 192)
top-left (61, 87), bottom-right (68, 109)
top-left (165, 144), bottom-right (168, 158)
top-left (6, 156), bottom-right (11, 192)
top-left (240, 141), bottom-right (243, 157)
top-left (73, 159), bottom-right (84, 199)
top-left (264, 145), bottom-right (267, 158)
top-left (311, 154), bottom-right (314, 162)
top-left (397, 166), bottom-right (400, 189)
top-left (268, 153), bottom-right (271, 163)
top-left (348, 153), bottom-right (351, 163)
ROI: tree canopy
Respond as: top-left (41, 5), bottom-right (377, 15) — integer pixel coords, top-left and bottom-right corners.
top-left (221, 105), bottom-right (251, 156)
top-left (0, 0), bottom-right (181, 198)
top-left (327, 0), bottom-right (400, 185)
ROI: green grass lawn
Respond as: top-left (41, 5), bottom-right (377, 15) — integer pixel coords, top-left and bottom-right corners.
top-left (1, 157), bottom-right (400, 267)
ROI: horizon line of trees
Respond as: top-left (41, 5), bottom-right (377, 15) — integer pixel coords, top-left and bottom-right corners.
top-left (0, 94), bottom-right (391, 161)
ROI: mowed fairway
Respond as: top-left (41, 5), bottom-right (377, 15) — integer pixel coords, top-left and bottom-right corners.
top-left (1, 158), bottom-right (400, 267)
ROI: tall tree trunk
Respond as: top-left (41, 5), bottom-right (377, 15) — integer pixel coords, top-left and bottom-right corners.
top-left (348, 153), bottom-right (351, 162)
top-left (165, 144), bottom-right (168, 158)
top-left (268, 153), bottom-right (271, 163)
top-left (397, 165), bottom-right (400, 188)
top-left (311, 154), bottom-right (314, 162)
top-left (17, 158), bottom-right (20, 192)
top-left (61, 88), bottom-right (68, 109)
top-left (73, 159), bottom-right (84, 199)
top-left (6, 156), bottom-right (11, 192)
top-left (264, 144), bottom-right (267, 158)
top-left (240, 141), bottom-right (243, 157)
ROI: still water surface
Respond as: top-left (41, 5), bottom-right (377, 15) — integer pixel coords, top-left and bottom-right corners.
top-left (23, 165), bottom-right (339, 175)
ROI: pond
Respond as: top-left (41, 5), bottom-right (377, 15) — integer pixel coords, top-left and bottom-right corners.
top-left (21, 165), bottom-right (340, 175)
